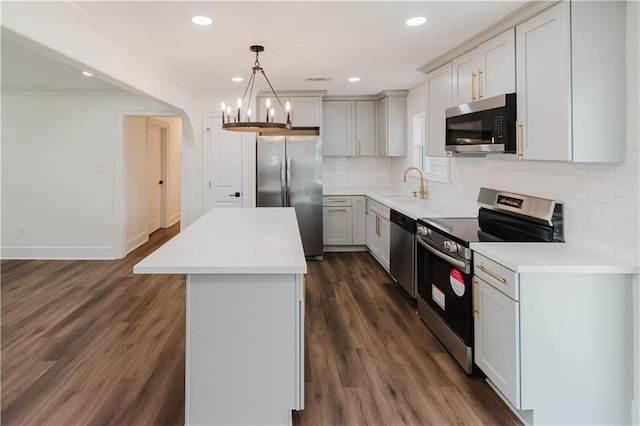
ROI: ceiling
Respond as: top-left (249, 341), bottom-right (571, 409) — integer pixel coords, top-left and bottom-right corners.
top-left (1, 1), bottom-right (527, 97)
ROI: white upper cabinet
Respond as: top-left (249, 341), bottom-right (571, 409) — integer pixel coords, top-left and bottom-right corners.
top-left (452, 29), bottom-right (515, 106)
top-left (516, 1), bottom-right (626, 162)
top-left (377, 97), bottom-right (388, 155)
top-left (479, 29), bottom-right (515, 98)
top-left (377, 92), bottom-right (407, 157)
top-left (451, 49), bottom-right (479, 106)
top-left (257, 95), bottom-right (323, 127)
top-left (425, 62), bottom-right (452, 157)
top-left (322, 100), bottom-right (376, 157)
top-left (322, 101), bottom-right (355, 156)
top-left (355, 101), bottom-right (376, 156)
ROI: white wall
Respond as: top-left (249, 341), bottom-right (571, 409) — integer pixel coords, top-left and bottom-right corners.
top-left (1, 4), bottom-right (200, 230)
top-left (1, 93), bottom-right (179, 259)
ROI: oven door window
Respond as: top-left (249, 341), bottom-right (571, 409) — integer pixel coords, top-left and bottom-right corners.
top-left (417, 241), bottom-right (473, 345)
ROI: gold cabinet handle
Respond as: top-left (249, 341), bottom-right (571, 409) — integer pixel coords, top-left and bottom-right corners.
top-left (516, 120), bottom-right (523, 160)
top-left (376, 215), bottom-right (380, 236)
top-left (477, 68), bottom-right (483, 99)
top-left (471, 71), bottom-right (477, 101)
top-left (472, 278), bottom-right (478, 316)
top-left (328, 208), bottom-right (347, 213)
top-left (478, 264), bottom-right (507, 284)
top-left (328, 198), bottom-right (348, 203)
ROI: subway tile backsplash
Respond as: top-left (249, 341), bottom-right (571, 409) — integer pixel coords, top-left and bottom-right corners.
top-left (420, 151), bottom-right (640, 264)
top-left (323, 157), bottom-right (394, 188)
top-left (324, 151), bottom-right (639, 264)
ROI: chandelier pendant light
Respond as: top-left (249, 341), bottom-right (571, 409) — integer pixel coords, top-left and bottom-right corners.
top-left (222, 45), bottom-right (292, 132)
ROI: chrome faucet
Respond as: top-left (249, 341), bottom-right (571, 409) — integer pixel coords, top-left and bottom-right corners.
top-left (403, 166), bottom-right (427, 199)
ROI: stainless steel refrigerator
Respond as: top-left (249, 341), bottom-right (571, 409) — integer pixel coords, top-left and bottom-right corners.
top-left (256, 130), bottom-right (323, 258)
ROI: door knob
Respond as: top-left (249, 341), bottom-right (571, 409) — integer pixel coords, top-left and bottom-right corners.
top-left (229, 192), bottom-right (241, 198)
top-left (159, 180), bottom-right (164, 184)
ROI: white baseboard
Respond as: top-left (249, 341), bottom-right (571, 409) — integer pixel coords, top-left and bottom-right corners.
top-left (167, 212), bottom-right (181, 227)
top-left (1, 246), bottom-right (118, 260)
top-left (126, 232), bottom-right (149, 255)
top-left (323, 245), bottom-right (368, 252)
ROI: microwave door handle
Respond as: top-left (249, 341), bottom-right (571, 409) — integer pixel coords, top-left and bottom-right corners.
top-left (416, 237), bottom-right (468, 272)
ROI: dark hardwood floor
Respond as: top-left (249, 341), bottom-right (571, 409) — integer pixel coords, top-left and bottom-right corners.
top-left (2, 227), bottom-right (521, 425)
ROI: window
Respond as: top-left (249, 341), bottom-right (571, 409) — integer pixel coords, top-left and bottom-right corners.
top-left (412, 113), bottom-right (450, 182)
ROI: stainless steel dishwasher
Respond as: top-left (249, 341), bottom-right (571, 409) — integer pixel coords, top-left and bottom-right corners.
top-left (389, 209), bottom-right (416, 298)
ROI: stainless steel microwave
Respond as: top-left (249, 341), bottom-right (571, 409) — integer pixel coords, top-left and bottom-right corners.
top-left (445, 93), bottom-right (516, 154)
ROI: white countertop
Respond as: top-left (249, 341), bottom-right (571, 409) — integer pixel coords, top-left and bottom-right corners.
top-left (471, 242), bottom-right (639, 274)
top-left (323, 187), bottom-right (474, 220)
top-left (134, 207), bottom-right (307, 275)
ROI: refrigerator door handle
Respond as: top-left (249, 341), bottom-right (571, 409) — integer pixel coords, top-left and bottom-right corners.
top-left (280, 156), bottom-right (286, 207)
top-left (286, 156), bottom-right (292, 207)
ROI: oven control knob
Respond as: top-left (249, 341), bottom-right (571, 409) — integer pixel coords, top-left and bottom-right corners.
top-left (418, 227), bottom-right (428, 236)
top-left (449, 242), bottom-right (459, 252)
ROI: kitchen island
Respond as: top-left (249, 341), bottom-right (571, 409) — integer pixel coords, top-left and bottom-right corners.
top-left (134, 207), bottom-right (307, 426)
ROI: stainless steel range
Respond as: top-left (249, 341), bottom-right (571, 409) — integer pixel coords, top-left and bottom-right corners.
top-left (415, 187), bottom-right (563, 373)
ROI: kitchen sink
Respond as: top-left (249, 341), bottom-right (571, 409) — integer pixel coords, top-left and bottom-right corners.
top-left (381, 195), bottom-right (420, 204)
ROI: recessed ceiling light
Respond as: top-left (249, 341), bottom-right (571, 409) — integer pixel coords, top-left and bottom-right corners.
top-left (191, 15), bottom-right (213, 26)
top-left (82, 71), bottom-right (93, 77)
top-left (348, 77), bottom-right (360, 82)
top-left (405, 16), bottom-right (427, 27)
top-left (232, 77), bottom-right (244, 82)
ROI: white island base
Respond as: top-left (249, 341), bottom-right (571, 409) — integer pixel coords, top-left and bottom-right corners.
top-left (187, 273), bottom-right (304, 425)
top-left (134, 208), bottom-right (307, 425)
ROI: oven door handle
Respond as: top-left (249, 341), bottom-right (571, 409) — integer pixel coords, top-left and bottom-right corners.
top-left (416, 237), bottom-right (468, 273)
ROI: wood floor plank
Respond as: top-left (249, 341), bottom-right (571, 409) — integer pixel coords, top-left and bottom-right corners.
top-left (2, 236), bottom-right (521, 425)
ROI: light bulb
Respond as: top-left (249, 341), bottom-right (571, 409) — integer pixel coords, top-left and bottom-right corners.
top-left (266, 98), bottom-right (271, 109)
top-left (236, 98), bottom-right (242, 108)
top-left (247, 108), bottom-right (252, 118)
top-left (285, 101), bottom-right (291, 112)
top-left (226, 106), bottom-right (231, 115)
top-left (270, 108), bottom-right (275, 117)
top-left (221, 102), bottom-right (226, 111)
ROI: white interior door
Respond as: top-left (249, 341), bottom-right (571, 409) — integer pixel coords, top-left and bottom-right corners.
top-left (147, 122), bottom-right (162, 234)
top-left (206, 116), bottom-right (243, 209)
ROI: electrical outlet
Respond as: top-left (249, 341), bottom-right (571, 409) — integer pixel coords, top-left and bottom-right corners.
top-left (19, 225), bottom-right (27, 235)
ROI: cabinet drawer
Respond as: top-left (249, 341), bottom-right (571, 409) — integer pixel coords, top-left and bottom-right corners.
top-left (366, 198), bottom-right (390, 220)
top-left (473, 253), bottom-right (518, 300)
top-left (323, 196), bottom-right (352, 207)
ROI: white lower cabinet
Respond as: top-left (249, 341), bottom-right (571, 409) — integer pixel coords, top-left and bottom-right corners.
top-left (323, 207), bottom-right (352, 245)
top-left (352, 196), bottom-right (366, 245)
top-left (365, 197), bottom-right (390, 272)
top-left (474, 275), bottom-right (520, 408)
top-left (323, 196), bottom-right (366, 247)
top-left (378, 216), bottom-right (390, 271)
top-left (473, 251), bottom-right (633, 425)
